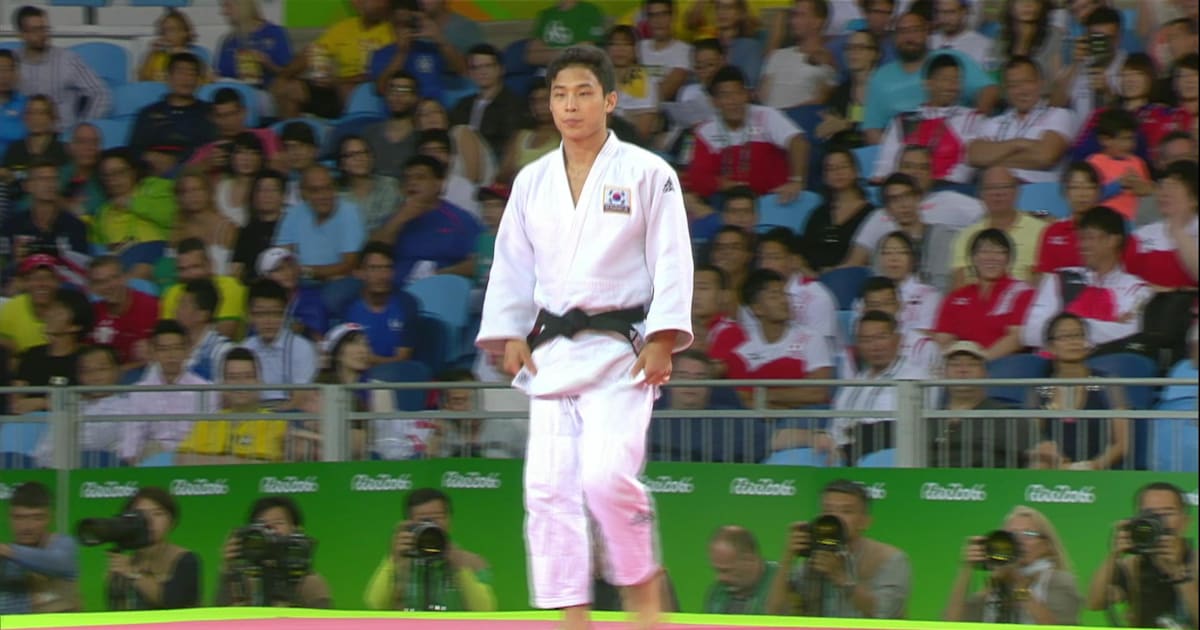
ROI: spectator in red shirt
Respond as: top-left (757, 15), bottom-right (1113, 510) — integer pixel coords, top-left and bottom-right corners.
top-left (1034, 162), bottom-right (1140, 282)
top-left (691, 264), bottom-right (736, 355)
top-left (88, 256), bottom-right (159, 371)
top-left (934, 228), bottom-right (1036, 361)
top-left (1128, 160), bottom-right (1199, 289)
top-left (708, 268), bottom-right (833, 409)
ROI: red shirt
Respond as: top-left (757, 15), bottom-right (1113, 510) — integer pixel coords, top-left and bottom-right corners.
top-left (1034, 219), bottom-right (1139, 275)
top-left (934, 276), bottom-right (1035, 348)
top-left (1128, 219), bottom-right (1199, 289)
top-left (708, 321), bottom-right (832, 383)
top-left (90, 289), bottom-right (159, 363)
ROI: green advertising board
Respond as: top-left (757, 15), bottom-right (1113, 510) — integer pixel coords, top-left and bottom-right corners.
top-left (1, 462), bottom-right (1195, 626)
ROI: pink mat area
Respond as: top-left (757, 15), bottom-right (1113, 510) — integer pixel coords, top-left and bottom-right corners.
top-left (49, 620), bottom-right (845, 630)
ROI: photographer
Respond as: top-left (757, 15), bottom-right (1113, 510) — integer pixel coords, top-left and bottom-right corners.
top-left (0, 482), bottom-right (80, 613)
top-left (944, 506), bottom-right (1080, 624)
top-left (704, 525), bottom-right (776, 614)
top-left (766, 479), bottom-right (910, 618)
top-left (214, 496), bottom-right (330, 608)
top-left (363, 488), bottom-right (495, 611)
top-left (105, 486), bottom-right (201, 610)
top-left (1087, 482), bottom-right (1198, 629)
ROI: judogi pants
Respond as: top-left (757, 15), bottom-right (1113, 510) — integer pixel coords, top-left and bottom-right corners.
top-left (524, 378), bottom-right (658, 608)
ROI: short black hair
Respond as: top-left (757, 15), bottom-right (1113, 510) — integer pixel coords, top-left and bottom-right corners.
top-left (1135, 481), bottom-right (1189, 514)
top-left (223, 346), bottom-right (259, 375)
top-left (712, 225), bottom-right (752, 251)
top-left (969, 227), bottom-right (1013, 258)
top-left (1175, 53), bottom-right (1199, 77)
top-left (695, 263), bottom-right (728, 290)
top-left (606, 24), bottom-right (639, 46)
top-left (176, 237), bottom-right (209, 259)
top-left (0, 49), bottom-right (14, 64)
top-left (708, 65), bottom-right (747, 96)
top-left (740, 268), bottom-right (784, 307)
top-left (231, 131), bottom-right (263, 154)
top-left (212, 87), bottom-right (244, 108)
top-left (152, 319), bottom-right (188, 342)
top-left (247, 278), bottom-right (288, 307)
top-left (359, 240), bottom-right (396, 266)
top-left (1094, 108), bottom-right (1137, 139)
top-left (253, 169), bottom-right (287, 195)
top-left (723, 185), bottom-right (757, 209)
top-left (1086, 6), bottom-right (1122, 29)
top-left (1061, 160), bottom-right (1100, 188)
top-left (1045, 311), bottom-right (1085, 344)
top-left (858, 309), bottom-right (898, 334)
top-left (280, 121), bottom-right (317, 146)
top-left (249, 495), bottom-right (304, 527)
top-left (417, 128), bottom-right (452, 151)
top-left (861, 275), bottom-right (898, 300)
top-left (758, 226), bottom-right (797, 253)
top-left (10, 481), bottom-right (51, 509)
top-left (404, 154), bottom-right (447, 180)
top-left (546, 45), bottom-right (617, 95)
top-left (123, 486), bottom-right (179, 525)
top-left (405, 487), bottom-right (452, 519)
top-left (924, 52), bottom-right (960, 79)
top-left (183, 278), bottom-right (220, 319)
top-left (1004, 54), bottom-right (1042, 78)
top-left (100, 148), bottom-right (147, 182)
top-left (14, 5), bottom-right (46, 31)
top-left (167, 51), bottom-right (204, 75)
top-left (822, 478), bottom-right (871, 511)
top-left (882, 172), bottom-right (921, 196)
top-left (79, 344), bottom-right (120, 370)
top-left (692, 38), bottom-right (724, 58)
top-left (55, 287), bottom-right (94, 341)
top-left (466, 43), bottom-right (502, 65)
top-left (1160, 159), bottom-right (1199, 202)
top-left (796, 0), bottom-right (830, 21)
top-left (1078, 205), bottom-right (1127, 244)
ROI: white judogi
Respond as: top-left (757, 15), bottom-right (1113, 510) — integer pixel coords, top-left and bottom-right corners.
top-left (476, 131), bottom-right (694, 608)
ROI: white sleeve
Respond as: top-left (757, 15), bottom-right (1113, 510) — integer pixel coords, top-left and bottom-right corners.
top-left (872, 117), bottom-right (903, 181)
top-left (914, 288), bottom-right (942, 331)
top-left (1038, 108), bottom-right (1075, 143)
top-left (1022, 275), bottom-right (1061, 348)
top-left (853, 210), bottom-right (888, 252)
top-left (476, 172), bottom-right (539, 355)
top-left (974, 115), bottom-right (999, 141)
top-left (1086, 279), bottom-right (1153, 345)
top-left (803, 329), bottom-right (834, 372)
top-left (763, 106), bottom-right (803, 149)
top-left (642, 160), bottom-right (696, 352)
top-left (807, 284), bottom-right (839, 341)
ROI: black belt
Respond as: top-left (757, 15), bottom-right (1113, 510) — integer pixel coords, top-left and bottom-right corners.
top-left (526, 306), bottom-right (646, 352)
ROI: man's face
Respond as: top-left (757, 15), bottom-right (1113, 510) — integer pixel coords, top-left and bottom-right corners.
top-left (267, 258), bottom-right (300, 291)
top-left (710, 231), bottom-right (751, 278)
top-left (607, 34), bottom-right (637, 68)
top-left (79, 350), bottom-right (119, 387)
top-left (935, 0), bottom-right (965, 34)
top-left (1140, 489), bottom-right (1189, 540)
top-left (403, 164), bottom-right (443, 204)
top-left (152, 332), bottom-right (188, 378)
top-left (821, 491), bottom-right (870, 541)
top-left (354, 0), bottom-right (389, 20)
top-left (42, 303), bottom-right (75, 340)
top-left (1004, 63), bottom-right (1042, 113)
top-left (790, 0), bottom-right (823, 39)
top-left (283, 140), bottom-right (317, 173)
top-left (925, 65), bottom-right (961, 107)
top-left (944, 353), bottom-right (985, 397)
top-left (862, 288), bottom-right (899, 317)
top-left (19, 14), bottom-right (50, 51)
top-left (1087, 22), bottom-right (1120, 53)
top-left (708, 541), bottom-right (759, 593)
top-left (752, 280), bottom-right (791, 324)
top-left (213, 102), bottom-right (245, 137)
top-left (1157, 139), bottom-right (1196, 171)
top-left (167, 61), bottom-right (200, 97)
top-left (758, 242), bottom-right (792, 277)
top-left (89, 263), bottom-right (125, 305)
top-left (223, 358), bottom-right (260, 408)
top-left (693, 49), bottom-right (723, 87)
top-left (722, 198), bottom-right (756, 232)
top-left (360, 252), bottom-right (395, 295)
top-left (1174, 67), bottom-right (1199, 105)
top-left (24, 98), bottom-right (54, 135)
top-left (27, 268), bottom-right (58, 306)
top-left (176, 250), bottom-right (211, 282)
top-left (9, 506), bottom-right (50, 546)
top-left (712, 80), bottom-right (749, 128)
top-left (71, 124), bottom-right (101, 167)
top-left (386, 78), bottom-right (419, 117)
top-left (670, 356), bottom-right (711, 410)
top-left (857, 320), bottom-right (900, 370)
top-left (175, 292), bottom-right (205, 331)
top-left (877, 236), bottom-right (914, 280)
top-left (101, 158), bottom-right (136, 199)
top-left (27, 166), bottom-right (59, 203)
top-left (864, 0), bottom-right (895, 34)
top-left (254, 506), bottom-right (296, 537)
top-left (468, 53), bottom-right (501, 90)
top-left (894, 14), bottom-right (928, 62)
top-left (0, 57), bottom-right (17, 92)
top-left (248, 297), bottom-right (285, 343)
top-left (692, 269), bottom-right (722, 319)
top-left (1101, 130), bottom-right (1136, 159)
top-left (549, 65), bottom-right (615, 144)
top-left (1078, 226), bottom-right (1119, 269)
top-left (302, 169), bottom-right (337, 217)
top-left (1157, 175), bottom-right (1197, 221)
top-left (979, 169), bottom-right (1017, 215)
top-left (897, 150), bottom-right (932, 193)
top-left (972, 239), bottom-right (1011, 281)
top-left (646, 1), bottom-right (673, 41)
top-left (883, 184), bottom-right (920, 226)
top-left (409, 499), bottom-right (450, 532)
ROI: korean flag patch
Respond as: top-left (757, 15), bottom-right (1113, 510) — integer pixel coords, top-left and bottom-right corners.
top-left (603, 185), bottom-right (632, 214)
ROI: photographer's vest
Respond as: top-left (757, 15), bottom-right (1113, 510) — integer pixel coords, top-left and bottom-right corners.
top-left (794, 538), bottom-right (905, 618)
top-left (1118, 542), bottom-right (1195, 627)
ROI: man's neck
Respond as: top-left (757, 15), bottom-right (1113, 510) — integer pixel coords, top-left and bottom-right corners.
top-left (109, 288), bottom-right (130, 315)
top-left (901, 54), bottom-right (927, 74)
top-left (1091, 258), bottom-right (1119, 276)
top-left (721, 111), bottom-right (746, 131)
top-left (948, 390), bottom-right (985, 409)
top-left (760, 319), bottom-right (786, 343)
top-left (1053, 361), bottom-right (1088, 378)
top-left (257, 207), bottom-right (281, 222)
top-left (941, 26), bottom-right (964, 39)
top-left (337, 365), bottom-right (359, 385)
top-left (161, 368), bottom-right (183, 383)
top-left (988, 210), bottom-right (1018, 231)
top-left (188, 325), bottom-right (211, 348)
top-left (365, 291), bottom-right (390, 309)
top-left (47, 336), bottom-right (77, 356)
top-left (652, 36), bottom-right (674, 49)
top-left (22, 46), bottom-right (47, 62)
top-left (899, 220), bottom-right (925, 240)
top-left (562, 129), bottom-right (607, 171)
top-left (480, 83), bottom-right (502, 100)
top-left (735, 560), bottom-right (766, 597)
top-left (387, 116), bottom-right (413, 134)
top-left (31, 200), bottom-right (58, 225)
top-left (1124, 97), bottom-right (1148, 110)
top-left (166, 94), bottom-right (195, 107)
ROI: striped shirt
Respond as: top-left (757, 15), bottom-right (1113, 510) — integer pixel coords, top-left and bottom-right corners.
top-left (16, 47), bottom-right (112, 129)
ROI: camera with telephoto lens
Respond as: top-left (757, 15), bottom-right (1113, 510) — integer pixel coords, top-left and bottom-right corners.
top-left (1127, 511), bottom-right (1168, 555)
top-left (1088, 32), bottom-right (1113, 67)
top-left (406, 520), bottom-right (448, 559)
top-left (235, 522), bottom-right (316, 581)
top-left (981, 530), bottom-right (1020, 570)
top-left (796, 515), bottom-right (847, 557)
top-left (76, 511), bottom-right (151, 552)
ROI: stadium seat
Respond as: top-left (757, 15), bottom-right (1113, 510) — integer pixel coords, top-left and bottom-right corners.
top-left (1017, 182), bottom-right (1070, 219)
top-left (0, 41), bottom-right (21, 52)
top-left (110, 81), bottom-right (169, 119)
top-left (1150, 397), bottom-right (1198, 472)
top-left (986, 354), bottom-right (1049, 404)
top-left (366, 360), bottom-right (433, 412)
top-left (198, 82), bottom-right (260, 127)
top-left (344, 83), bottom-right (386, 118)
top-left (763, 447), bottom-right (843, 467)
top-left (852, 144), bottom-right (879, 177)
top-left (409, 314), bottom-right (451, 373)
top-left (0, 419), bottom-right (47, 459)
top-left (756, 191), bottom-right (822, 235)
top-left (70, 42), bottom-right (129, 88)
top-left (819, 266), bottom-right (871, 310)
top-left (188, 45), bottom-right (211, 68)
top-left (857, 448), bottom-right (895, 467)
top-left (0, 452), bottom-right (37, 469)
top-left (1162, 359), bottom-right (1199, 403)
top-left (138, 452), bottom-right (176, 467)
top-left (50, 0), bottom-right (108, 6)
top-left (323, 114), bottom-right (386, 159)
top-left (88, 117), bottom-right (134, 150)
top-left (406, 275), bottom-right (474, 363)
top-left (129, 0), bottom-right (190, 6)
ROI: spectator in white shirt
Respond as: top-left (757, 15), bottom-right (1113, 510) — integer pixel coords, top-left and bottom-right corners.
top-left (638, 0), bottom-right (692, 102)
top-left (608, 25), bottom-right (660, 142)
top-left (745, 228), bottom-right (840, 362)
top-left (1051, 7), bottom-right (1126, 124)
top-left (869, 231), bottom-right (942, 335)
top-left (968, 56), bottom-right (1074, 184)
top-left (35, 345), bottom-right (125, 467)
top-left (240, 279), bottom-right (318, 406)
top-left (856, 276), bottom-right (941, 372)
top-left (12, 5), bottom-right (110, 129)
top-left (759, 0), bottom-right (837, 109)
top-left (930, 0), bottom-right (993, 68)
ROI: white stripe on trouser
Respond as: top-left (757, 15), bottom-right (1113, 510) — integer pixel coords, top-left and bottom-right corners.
top-left (524, 380), bottom-right (658, 609)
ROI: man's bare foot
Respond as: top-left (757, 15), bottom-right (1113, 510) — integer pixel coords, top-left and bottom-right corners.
top-left (562, 604), bottom-right (590, 630)
top-left (622, 572), bottom-right (662, 630)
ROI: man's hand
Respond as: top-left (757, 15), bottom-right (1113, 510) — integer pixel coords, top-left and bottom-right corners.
top-left (773, 180), bottom-right (805, 204)
top-left (392, 521), bottom-right (416, 562)
top-left (815, 111), bottom-right (849, 140)
top-left (785, 521), bottom-right (811, 559)
top-left (962, 535), bottom-right (987, 566)
top-left (503, 339), bottom-right (536, 376)
top-left (0, 543), bottom-right (11, 559)
top-left (810, 549), bottom-right (848, 585)
top-left (107, 552), bottom-right (134, 578)
top-left (1150, 531), bottom-right (1188, 580)
top-left (632, 335), bottom-right (673, 386)
top-left (221, 534), bottom-right (241, 571)
top-left (1111, 520), bottom-right (1133, 556)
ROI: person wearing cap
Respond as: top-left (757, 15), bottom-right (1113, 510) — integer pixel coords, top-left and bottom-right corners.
top-left (929, 341), bottom-right (1038, 468)
top-left (474, 183), bottom-right (508, 289)
top-left (256, 246), bottom-right (327, 341)
top-left (933, 228), bottom-right (1035, 362)
top-left (274, 165), bottom-right (365, 292)
top-left (241, 279), bottom-right (318, 408)
top-left (88, 256), bottom-right (160, 372)
top-left (0, 160), bottom-right (87, 286)
top-left (292, 323), bottom-right (377, 459)
top-left (128, 52), bottom-right (217, 178)
top-left (0, 253), bottom-right (61, 355)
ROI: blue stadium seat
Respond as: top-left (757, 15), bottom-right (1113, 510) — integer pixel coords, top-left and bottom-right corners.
top-left (138, 452), bottom-right (175, 467)
top-left (1150, 397), bottom-right (1198, 472)
top-left (80, 450), bottom-right (119, 468)
top-left (323, 114), bottom-right (386, 159)
top-left (0, 419), bottom-right (47, 459)
top-left (986, 354), bottom-right (1049, 404)
top-left (0, 41), bottom-right (21, 52)
top-left (409, 314), bottom-right (450, 373)
top-left (756, 191), bottom-right (822, 235)
top-left (50, 0), bottom-right (108, 6)
top-left (87, 117), bottom-right (134, 150)
top-left (366, 360), bottom-right (433, 411)
top-left (1017, 182), bottom-right (1070, 219)
top-left (188, 44), bottom-right (211, 68)
top-left (127, 277), bottom-right (160, 297)
top-left (852, 144), bottom-right (879, 177)
top-left (110, 81), bottom-right (168, 119)
top-left (130, 0), bottom-right (189, 6)
top-left (819, 266), bottom-right (871, 310)
top-left (857, 448), bottom-right (895, 467)
top-left (407, 275), bottom-right (474, 362)
top-left (0, 453), bottom-right (37, 469)
top-left (344, 83), bottom-right (386, 118)
top-left (439, 75), bottom-right (479, 110)
top-left (70, 42), bottom-right (129, 88)
top-left (764, 447), bottom-right (843, 467)
top-left (1162, 359), bottom-right (1199, 403)
top-left (197, 81), bottom-right (260, 127)
top-left (837, 309), bottom-right (855, 345)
